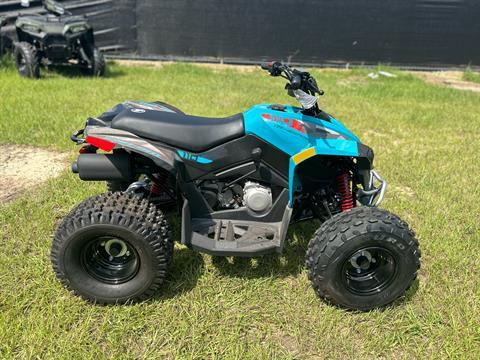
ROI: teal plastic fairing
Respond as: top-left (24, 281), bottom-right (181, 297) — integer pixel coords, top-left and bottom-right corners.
top-left (243, 105), bottom-right (361, 204)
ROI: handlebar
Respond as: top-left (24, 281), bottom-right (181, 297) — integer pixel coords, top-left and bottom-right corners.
top-left (260, 62), bottom-right (271, 71)
top-left (260, 61), bottom-right (324, 96)
top-left (261, 61), bottom-right (283, 76)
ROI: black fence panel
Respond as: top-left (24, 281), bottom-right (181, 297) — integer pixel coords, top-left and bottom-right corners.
top-left (1, 0), bottom-right (479, 68)
top-left (135, 0), bottom-right (480, 67)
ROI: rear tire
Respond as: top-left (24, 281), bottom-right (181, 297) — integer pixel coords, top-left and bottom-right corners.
top-left (14, 42), bottom-right (40, 78)
top-left (51, 192), bottom-right (173, 304)
top-left (305, 206), bottom-right (420, 311)
top-left (106, 181), bottom-right (130, 192)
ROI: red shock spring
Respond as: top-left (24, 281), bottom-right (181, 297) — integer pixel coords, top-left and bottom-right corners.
top-left (150, 172), bottom-right (167, 195)
top-left (337, 173), bottom-right (354, 212)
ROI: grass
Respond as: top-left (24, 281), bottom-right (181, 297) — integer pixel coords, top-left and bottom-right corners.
top-left (0, 60), bottom-right (479, 359)
top-left (463, 69), bottom-right (480, 84)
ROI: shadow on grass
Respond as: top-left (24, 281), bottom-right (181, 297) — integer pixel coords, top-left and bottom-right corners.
top-left (46, 64), bottom-right (126, 78)
top-left (211, 222), bottom-right (317, 279)
top-left (151, 247), bottom-right (205, 301)
top-left (148, 216), bottom-right (419, 309)
top-left (391, 278), bottom-right (420, 307)
top-left (148, 222), bottom-right (316, 301)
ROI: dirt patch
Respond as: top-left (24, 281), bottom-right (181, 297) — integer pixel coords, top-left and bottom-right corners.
top-left (116, 59), bottom-right (256, 72)
top-left (337, 75), bottom-right (368, 88)
top-left (390, 185), bottom-right (417, 199)
top-left (115, 60), bottom-right (171, 68)
top-left (411, 71), bottom-right (480, 92)
top-left (0, 145), bottom-right (69, 203)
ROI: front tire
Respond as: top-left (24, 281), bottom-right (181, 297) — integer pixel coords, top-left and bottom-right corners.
top-left (14, 42), bottom-right (40, 78)
top-left (51, 192), bottom-right (173, 304)
top-left (81, 47), bottom-right (106, 77)
top-left (306, 207), bottom-right (420, 311)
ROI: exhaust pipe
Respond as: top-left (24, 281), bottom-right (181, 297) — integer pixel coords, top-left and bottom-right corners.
top-left (72, 153), bottom-right (133, 181)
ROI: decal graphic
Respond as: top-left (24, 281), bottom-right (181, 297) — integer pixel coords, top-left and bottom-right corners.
top-left (261, 113), bottom-right (348, 140)
top-left (261, 113), bottom-right (306, 134)
top-left (101, 135), bottom-right (165, 159)
top-left (130, 108), bottom-right (146, 113)
top-left (123, 101), bottom-right (176, 113)
top-left (177, 150), bottom-right (213, 164)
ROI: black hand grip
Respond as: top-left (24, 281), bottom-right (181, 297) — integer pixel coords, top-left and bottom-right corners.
top-left (261, 61), bottom-right (283, 76)
top-left (261, 62), bottom-right (272, 70)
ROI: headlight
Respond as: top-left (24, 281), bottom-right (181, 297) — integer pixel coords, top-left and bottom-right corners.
top-left (66, 24), bottom-right (86, 34)
top-left (22, 24), bottom-right (39, 33)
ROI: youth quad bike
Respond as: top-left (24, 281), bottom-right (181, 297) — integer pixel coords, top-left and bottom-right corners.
top-left (52, 62), bottom-right (420, 310)
top-left (13, 0), bottom-right (105, 78)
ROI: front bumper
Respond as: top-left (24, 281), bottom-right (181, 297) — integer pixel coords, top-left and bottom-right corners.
top-left (357, 170), bottom-right (387, 206)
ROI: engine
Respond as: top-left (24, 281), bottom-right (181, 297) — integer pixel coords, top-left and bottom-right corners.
top-left (199, 180), bottom-right (273, 213)
top-left (243, 181), bottom-right (272, 212)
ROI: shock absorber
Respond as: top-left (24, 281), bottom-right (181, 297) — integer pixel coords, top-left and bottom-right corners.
top-left (150, 172), bottom-right (167, 195)
top-left (150, 177), bottom-right (161, 195)
top-left (337, 173), bottom-right (354, 212)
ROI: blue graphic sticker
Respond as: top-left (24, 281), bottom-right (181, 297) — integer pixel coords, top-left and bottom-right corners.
top-left (177, 150), bottom-right (213, 164)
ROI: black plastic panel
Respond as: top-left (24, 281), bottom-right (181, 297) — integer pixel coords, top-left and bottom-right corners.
top-left (134, 0), bottom-right (480, 67)
top-left (1, 0), bottom-right (479, 67)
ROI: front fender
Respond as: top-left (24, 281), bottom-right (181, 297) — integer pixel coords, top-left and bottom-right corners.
top-left (288, 142), bottom-right (374, 205)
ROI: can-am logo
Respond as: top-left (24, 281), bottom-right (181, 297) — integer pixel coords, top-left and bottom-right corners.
top-left (131, 108), bottom-right (146, 113)
top-left (261, 113), bottom-right (306, 133)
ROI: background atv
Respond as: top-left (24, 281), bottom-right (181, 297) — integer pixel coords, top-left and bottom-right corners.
top-left (53, 62), bottom-right (420, 311)
top-left (13, 0), bottom-right (105, 78)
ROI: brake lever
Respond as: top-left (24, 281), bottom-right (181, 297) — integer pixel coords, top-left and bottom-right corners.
top-left (307, 77), bottom-right (324, 95)
top-left (285, 83), bottom-right (295, 97)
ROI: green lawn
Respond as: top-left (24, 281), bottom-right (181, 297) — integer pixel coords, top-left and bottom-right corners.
top-left (0, 61), bottom-right (479, 359)
top-left (463, 69), bottom-right (480, 84)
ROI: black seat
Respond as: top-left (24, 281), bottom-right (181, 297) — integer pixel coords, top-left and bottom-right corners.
top-left (111, 108), bottom-right (245, 153)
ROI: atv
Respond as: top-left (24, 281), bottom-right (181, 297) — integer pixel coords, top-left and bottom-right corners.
top-left (53, 62), bottom-right (420, 310)
top-left (13, 0), bottom-right (105, 78)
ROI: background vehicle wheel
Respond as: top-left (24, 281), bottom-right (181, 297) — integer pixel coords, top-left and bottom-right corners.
top-left (81, 47), bottom-right (105, 77)
top-left (14, 42), bottom-right (40, 78)
top-left (305, 206), bottom-right (420, 311)
top-left (0, 34), bottom-right (13, 57)
top-left (51, 192), bottom-right (173, 304)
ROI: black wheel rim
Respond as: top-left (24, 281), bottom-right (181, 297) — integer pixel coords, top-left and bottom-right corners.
top-left (81, 237), bottom-right (139, 284)
top-left (341, 246), bottom-right (397, 295)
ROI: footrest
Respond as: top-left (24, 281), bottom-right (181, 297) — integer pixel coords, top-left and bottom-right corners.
top-left (180, 196), bottom-right (292, 257)
top-left (190, 219), bottom-right (282, 256)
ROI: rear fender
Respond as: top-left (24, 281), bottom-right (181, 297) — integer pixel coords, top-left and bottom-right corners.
top-left (83, 126), bottom-right (176, 174)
